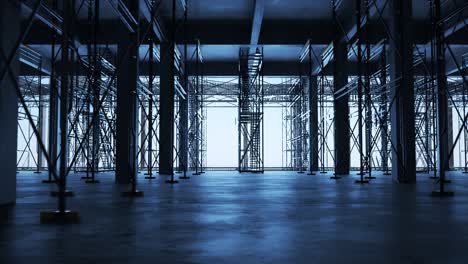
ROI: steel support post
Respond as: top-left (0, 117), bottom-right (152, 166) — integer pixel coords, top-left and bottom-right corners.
top-left (364, 0), bottom-right (374, 180)
top-left (380, 46), bottom-right (390, 175)
top-left (35, 62), bottom-right (44, 174)
top-left (54, 0), bottom-right (73, 212)
top-left (432, 0), bottom-right (453, 196)
top-left (45, 0), bottom-right (59, 184)
top-left (389, 0), bottom-right (416, 183)
top-left (179, 6), bottom-right (190, 180)
top-left (40, 0), bottom-right (80, 223)
top-left (0, 0), bottom-right (20, 205)
top-left (159, 19), bottom-right (176, 177)
top-left (355, 0), bottom-right (368, 183)
top-left (333, 41), bottom-right (350, 176)
top-left (140, 104), bottom-right (147, 170)
top-left (309, 75), bottom-right (319, 173)
top-left (190, 50), bottom-right (203, 175)
top-left (447, 107), bottom-right (454, 170)
top-left (145, 40), bottom-right (156, 179)
top-left (303, 79), bottom-right (308, 172)
top-left (88, 0), bottom-right (100, 184)
top-left (200, 66), bottom-right (206, 174)
top-left (424, 73), bottom-right (431, 173)
top-left (117, 1), bottom-right (142, 197)
top-left (164, 0), bottom-right (179, 183)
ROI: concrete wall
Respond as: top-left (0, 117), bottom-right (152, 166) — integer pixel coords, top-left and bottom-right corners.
top-left (0, 0), bottom-right (20, 205)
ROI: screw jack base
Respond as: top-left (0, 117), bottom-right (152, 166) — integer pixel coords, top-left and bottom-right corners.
top-left (40, 210), bottom-right (80, 224)
top-left (179, 176), bottom-right (190, 179)
top-left (165, 180), bottom-right (179, 184)
top-left (145, 176), bottom-right (156, 179)
top-left (355, 180), bottom-right (369, 184)
top-left (42, 180), bottom-right (56, 184)
top-left (50, 190), bottom-right (74, 197)
top-left (85, 179), bottom-right (100, 184)
top-left (431, 191), bottom-right (455, 197)
top-left (121, 190), bottom-right (144, 197)
top-left (439, 179), bottom-right (452, 184)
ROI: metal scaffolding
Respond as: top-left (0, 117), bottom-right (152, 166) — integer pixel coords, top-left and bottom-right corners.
top-left (6, 0), bottom-right (467, 223)
top-left (282, 78), bottom-right (308, 172)
top-left (238, 47), bottom-right (264, 172)
top-left (188, 41), bottom-right (206, 174)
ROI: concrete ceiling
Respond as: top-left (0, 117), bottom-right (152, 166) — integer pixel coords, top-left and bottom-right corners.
top-left (20, 0), bottom-right (468, 76)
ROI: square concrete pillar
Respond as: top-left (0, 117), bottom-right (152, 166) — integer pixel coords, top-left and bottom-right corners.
top-left (0, 1), bottom-right (20, 205)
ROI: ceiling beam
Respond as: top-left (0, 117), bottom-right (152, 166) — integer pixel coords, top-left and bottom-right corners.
top-left (444, 18), bottom-right (468, 39)
top-left (250, 0), bottom-right (265, 46)
top-left (23, 19), bottom-right (451, 45)
top-left (19, 59), bottom-right (461, 77)
top-left (140, 0), bottom-right (167, 42)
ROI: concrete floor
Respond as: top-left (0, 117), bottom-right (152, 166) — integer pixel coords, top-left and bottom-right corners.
top-left (1, 171), bottom-right (468, 263)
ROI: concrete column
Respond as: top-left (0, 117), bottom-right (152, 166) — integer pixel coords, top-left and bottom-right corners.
top-left (309, 75), bottom-right (319, 171)
top-left (116, 1), bottom-right (139, 183)
top-left (434, 0), bottom-right (449, 177)
top-left (389, 0), bottom-right (416, 183)
top-left (159, 41), bottom-right (175, 175)
top-left (0, 0), bottom-right (20, 205)
top-left (333, 41), bottom-right (350, 175)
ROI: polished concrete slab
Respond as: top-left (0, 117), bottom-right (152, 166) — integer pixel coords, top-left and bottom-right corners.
top-left (1, 171), bottom-right (468, 263)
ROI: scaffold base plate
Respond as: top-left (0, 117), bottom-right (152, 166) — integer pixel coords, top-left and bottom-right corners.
top-left (42, 180), bottom-right (56, 184)
top-left (355, 180), bottom-right (369, 184)
top-left (50, 190), bottom-right (74, 197)
top-left (122, 190), bottom-right (144, 197)
top-left (431, 191), bottom-right (455, 197)
top-left (40, 210), bottom-right (80, 224)
top-left (85, 180), bottom-right (100, 184)
top-left (165, 180), bottom-right (179, 184)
